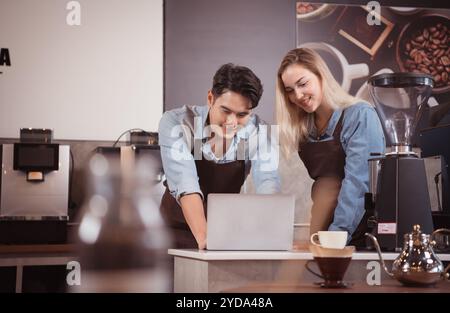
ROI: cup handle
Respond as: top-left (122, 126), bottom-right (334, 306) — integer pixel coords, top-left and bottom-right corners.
top-left (305, 260), bottom-right (324, 279)
top-left (310, 233), bottom-right (321, 246)
top-left (347, 63), bottom-right (369, 81)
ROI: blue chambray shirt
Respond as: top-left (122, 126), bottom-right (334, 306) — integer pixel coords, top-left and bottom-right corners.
top-left (307, 102), bottom-right (385, 239)
top-left (158, 105), bottom-right (281, 203)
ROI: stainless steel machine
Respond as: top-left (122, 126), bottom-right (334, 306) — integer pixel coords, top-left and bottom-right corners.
top-left (366, 73), bottom-right (434, 251)
top-left (0, 139), bottom-right (70, 244)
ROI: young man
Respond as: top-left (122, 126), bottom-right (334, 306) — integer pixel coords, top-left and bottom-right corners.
top-left (159, 63), bottom-right (280, 249)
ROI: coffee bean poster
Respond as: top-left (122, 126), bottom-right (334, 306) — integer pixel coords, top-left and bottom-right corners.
top-left (296, 2), bottom-right (450, 134)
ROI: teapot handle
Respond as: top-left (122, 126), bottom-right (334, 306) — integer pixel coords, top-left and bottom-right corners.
top-left (430, 228), bottom-right (450, 246)
top-left (444, 264), bottom-right (450, 281)
top-left (305, 260), bottom-right (324, 279)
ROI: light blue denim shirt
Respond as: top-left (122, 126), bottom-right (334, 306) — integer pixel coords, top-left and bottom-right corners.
top-left (158, 105), bottom-right (281, 202)
top-left (308, 102), bottom-right (385, 238)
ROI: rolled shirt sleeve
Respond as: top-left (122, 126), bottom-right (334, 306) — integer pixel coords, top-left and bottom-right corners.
top-left (328, 103), bottom-right (385, 237)
top-left (249, 121), bottom-right (281, 194)
top-left (158, 110), bottom-right (203, 203)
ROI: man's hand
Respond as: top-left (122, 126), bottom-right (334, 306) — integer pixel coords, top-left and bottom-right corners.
top-left (179, 193), bottom-right (207, 250)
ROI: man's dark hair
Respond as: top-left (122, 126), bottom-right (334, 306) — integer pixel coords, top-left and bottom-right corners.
top-left (211, 63), bottom-right (263, 109)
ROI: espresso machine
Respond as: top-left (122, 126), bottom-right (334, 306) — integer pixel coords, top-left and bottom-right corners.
top-left (419, 124), bottom-right (450, 252)
top-left (0, 129), bottom-right (70, 244)
top-left (366, 73), bottom-right (434, 251)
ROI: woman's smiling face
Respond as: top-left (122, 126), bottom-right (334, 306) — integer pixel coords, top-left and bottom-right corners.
top-left (281, 64), bottom-right (323, 113)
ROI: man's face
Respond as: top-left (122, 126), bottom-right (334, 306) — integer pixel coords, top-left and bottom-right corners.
top-left (207, 90), bottom-right (252, 139)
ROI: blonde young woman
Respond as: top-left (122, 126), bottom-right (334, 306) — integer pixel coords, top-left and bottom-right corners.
top-left (276, 48), bottom-right (385, 245)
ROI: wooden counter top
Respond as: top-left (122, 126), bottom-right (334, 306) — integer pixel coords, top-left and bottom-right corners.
top-left (0, 244), bottom-right (77, 255)
top-left (223, 280), bottom-right (450, 293)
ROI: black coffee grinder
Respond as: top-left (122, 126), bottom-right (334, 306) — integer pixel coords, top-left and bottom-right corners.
top-left (366, 73), bottom-right (434, 251)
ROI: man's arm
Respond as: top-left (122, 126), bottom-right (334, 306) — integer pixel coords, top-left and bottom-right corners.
top-left (159, 110), bottom-right (207, 249)
top-left (180, 193), bottom-right (207, 249)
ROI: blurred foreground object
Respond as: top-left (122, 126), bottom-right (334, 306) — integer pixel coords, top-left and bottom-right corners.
top-left (75, 151), bottom-right (172, 292)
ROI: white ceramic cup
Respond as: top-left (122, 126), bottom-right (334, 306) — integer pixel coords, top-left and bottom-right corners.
top-left (310, 231), bottom-right (348, 249)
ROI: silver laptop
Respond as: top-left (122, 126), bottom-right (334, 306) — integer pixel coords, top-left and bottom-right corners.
top-left (206, 194), bottom-right (295, 250)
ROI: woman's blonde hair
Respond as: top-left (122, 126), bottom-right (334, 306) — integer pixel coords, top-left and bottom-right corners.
top-left (275, 48), bottom-right (360, 156)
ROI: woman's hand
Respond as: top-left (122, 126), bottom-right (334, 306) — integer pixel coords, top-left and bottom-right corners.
top-left (197, 237), bottom-right (207, 250)
top-left (292, 240), bottom-right (309, 251)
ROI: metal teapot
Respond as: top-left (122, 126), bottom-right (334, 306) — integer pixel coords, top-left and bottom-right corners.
top-left (365, 225), bottom-right (450, 286)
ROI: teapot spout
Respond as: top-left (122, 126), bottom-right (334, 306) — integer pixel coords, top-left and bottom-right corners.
top-left (365, 233), bottom-right (394, 277)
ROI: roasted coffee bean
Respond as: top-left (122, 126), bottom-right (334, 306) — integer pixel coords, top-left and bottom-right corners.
top-left (441, 56), bottom-right (450, 66)
top-left (432, 39), bottom-right (441, 45)
top-left (297, 2), bottom-right (319, 14)
top-left (442, 72), bottom-right (449, 83)
top-left (412, 40), bottom-right (421, 47)
top-left (435, 74), bottom-right (442, 83)
top-left (415, 54), bottom-right (423, 64)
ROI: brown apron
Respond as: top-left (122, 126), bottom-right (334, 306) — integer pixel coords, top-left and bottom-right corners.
top-left (299, 110), bottom-right (368, 243)
top-left (160, 140), bottom-right (250, 249)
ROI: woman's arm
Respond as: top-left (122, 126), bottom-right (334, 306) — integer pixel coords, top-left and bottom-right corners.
top-left (328, 103), bottom-right (385, 239)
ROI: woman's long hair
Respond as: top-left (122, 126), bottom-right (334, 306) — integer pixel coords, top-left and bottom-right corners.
top-left (275, 48), bottom-right (360, 157)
